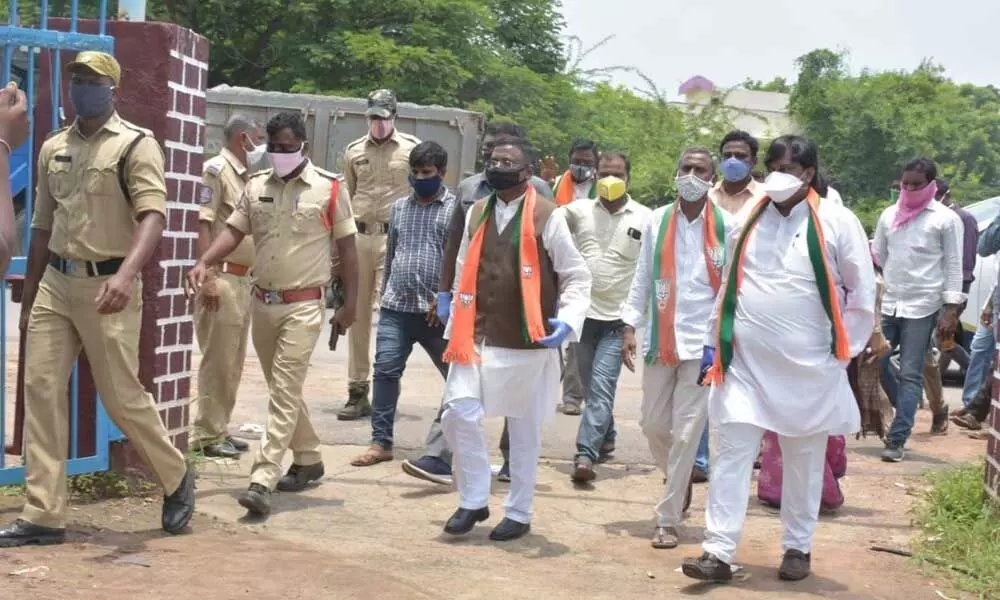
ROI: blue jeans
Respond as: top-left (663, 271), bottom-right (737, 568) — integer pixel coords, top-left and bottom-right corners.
top-left (574, 319), bottom-right (625, 462)
top-left (371, 308), bottom-right (448, 449)
top-left (694, 426), bottom-right (710, 474)
top-left (962, 324), bottom-right (995, 409)
top-left (880, 313), bottom-right (937, 447)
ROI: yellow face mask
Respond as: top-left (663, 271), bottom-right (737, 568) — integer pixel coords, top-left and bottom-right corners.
top-left (597, 176), bottom-right (627, 201)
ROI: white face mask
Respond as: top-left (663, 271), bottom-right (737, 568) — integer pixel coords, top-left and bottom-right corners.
top-left (268, 149), bottom-right (305, 178)
top-left (765, 171), bottom-right (806, 204)
top-left (675, 173), bottom-right (713, 202)
top-left (245, 143), bottom-right (266, 167)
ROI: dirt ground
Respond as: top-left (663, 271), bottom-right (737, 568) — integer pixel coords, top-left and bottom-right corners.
top-left (0, 317), bottom-right (989, 600)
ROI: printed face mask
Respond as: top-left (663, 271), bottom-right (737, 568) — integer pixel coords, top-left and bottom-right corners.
top-left (675, 173), bottom-right (713, 202)
top-left (570, 164), bottom-right (594, 182)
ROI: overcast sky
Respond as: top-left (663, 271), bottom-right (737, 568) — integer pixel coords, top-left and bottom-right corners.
top-left (559, 0), bottom-right (999, 99)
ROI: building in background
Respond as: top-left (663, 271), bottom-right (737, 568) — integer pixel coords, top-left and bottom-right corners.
top-left (673, 76), bottom-right (796, 140)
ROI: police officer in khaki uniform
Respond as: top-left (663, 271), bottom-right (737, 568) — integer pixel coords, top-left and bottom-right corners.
top-left (191, 115), bottom-right (264, 459)
top-left (0, 52), bottom-right (194, 548)
top-left (186, 111), bottom-right (358, 516)
top-left (338, 89), bottom-right (419, 420)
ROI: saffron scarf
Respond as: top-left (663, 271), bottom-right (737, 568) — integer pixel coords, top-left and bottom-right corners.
top-left (553, 171), bottom-right (595, 206)
top-left (443, 185), bottom-right (546, 364)
top-left (704, 189), bottom-right (850, 385)
top-left (645, 202), bottom-right (726, 366)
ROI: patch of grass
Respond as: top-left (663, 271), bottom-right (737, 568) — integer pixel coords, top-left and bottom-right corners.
top-left (0, 483), bottom-right (25, 497)
top-left (914, 463), bottom-right (1000, 598)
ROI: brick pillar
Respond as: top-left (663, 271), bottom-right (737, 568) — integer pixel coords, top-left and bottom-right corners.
top-left (24, 20), bottom-right (207, 466)
top-left (986, 327), bottom-right (1000, 499)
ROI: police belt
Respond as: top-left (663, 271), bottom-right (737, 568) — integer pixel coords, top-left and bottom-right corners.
top-left (49, 254), bottom-right (124, 277)
top-left (355, 219), bottom-right (389, 235)
top-left (253, 285), bottom-right (323, 305)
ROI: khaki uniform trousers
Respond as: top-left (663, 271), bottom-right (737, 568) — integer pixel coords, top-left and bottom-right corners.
top-left (347, 231), bottom-right (386, 385)
top-left (249, 295), bottom-right (325, 490)
top-left (192, 272), bottom-right (252, 444)
top-left (22, 267), bottom-right (187, 529)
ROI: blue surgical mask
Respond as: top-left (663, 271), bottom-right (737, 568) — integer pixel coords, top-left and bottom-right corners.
top-left (721, 157), bottom-right (751, 182)
top-left (410, 175), bottom-right (443, 199)
top-left (69, 82), bottom-right (114, 119)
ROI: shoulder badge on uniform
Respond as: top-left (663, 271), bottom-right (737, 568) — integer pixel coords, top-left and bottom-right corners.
top-left (44, 126), bottom-right (70, 141)
top-left (197, 184), bottom-right (213, 205)
top-left (313, 166), bottom-right (344, 181)
top-left (119, 119), bottom-right (155, 138)
top-left (397, 132), bottom-right (421, 145)
top-left (205, 160), bottom-right (222, 176)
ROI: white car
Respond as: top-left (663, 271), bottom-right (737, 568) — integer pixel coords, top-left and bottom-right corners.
top-left (961, 195), bottom-right (1000, 340)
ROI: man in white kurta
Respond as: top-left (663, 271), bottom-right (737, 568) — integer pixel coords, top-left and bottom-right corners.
top-left (439, 140), bottom-right (591, 542)
top-left (683, 175), bottom-right (875, 582)
top-left (622, 149), bottom-right (735, 550)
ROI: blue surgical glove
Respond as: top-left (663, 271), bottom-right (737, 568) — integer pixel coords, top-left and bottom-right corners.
top-left (697, 346), bottom-right (716, 385)
top-left (537, 318), bottom-right (572, 349)
top-left (436, 292), bottom-right (452, 325)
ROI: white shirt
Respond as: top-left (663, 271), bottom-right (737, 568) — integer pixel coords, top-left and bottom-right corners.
top-left (825, 187), bottom-right (843, 206)
top-left (563, 196), bottom-right (652, 321)
top-left (444, 193), bottom-right (592, 419)
top-left (707, 199), bottom-right (876, 437)
top-left (574, 179), bottom-right (593, 200)
top-left (873, 201), bottom-right (966, 319)
top-left (622, 202), bottom-right (735, 361)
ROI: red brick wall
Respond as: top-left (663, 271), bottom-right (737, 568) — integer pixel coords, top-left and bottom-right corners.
top-left (25, 20), bottom-right (207, 457)
top-left (987, 331), bottom-right (1000, 499)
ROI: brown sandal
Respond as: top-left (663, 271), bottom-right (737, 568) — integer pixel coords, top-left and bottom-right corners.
top-left (350, 445), bottom-right (393, 467)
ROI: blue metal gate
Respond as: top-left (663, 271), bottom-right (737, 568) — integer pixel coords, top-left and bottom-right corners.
top-left (0, 0), bottom-right (118, 485)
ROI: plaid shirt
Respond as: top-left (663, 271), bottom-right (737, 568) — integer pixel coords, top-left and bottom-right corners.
top-left (381, 187), bottom-right (457, 313)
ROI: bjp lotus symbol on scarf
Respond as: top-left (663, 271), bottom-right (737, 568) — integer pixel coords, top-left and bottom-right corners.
top-left (458, 292), bottom-right (474, 308)
top-left (708, 247), bottom-right (725, 271)
top-left (655, 279), bottom-right (671, 310)
top-left (521, 264), bottom-right (534, 278)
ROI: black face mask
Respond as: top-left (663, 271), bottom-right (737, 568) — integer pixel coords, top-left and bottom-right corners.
top-left (485, 166), bottom-right (524, 191)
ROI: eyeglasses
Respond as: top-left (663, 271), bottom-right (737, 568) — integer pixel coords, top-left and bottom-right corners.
top-left (486, 158), bottom-right (523, 170)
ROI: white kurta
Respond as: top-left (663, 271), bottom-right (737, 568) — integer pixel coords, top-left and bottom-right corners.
top-left (706, 199), bottom-right (876, 437)
top-left (443, 193), bottom-right (592, 420)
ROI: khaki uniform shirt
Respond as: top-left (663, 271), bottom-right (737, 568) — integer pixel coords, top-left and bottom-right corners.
top-left (32, 112), bottom-right (166, 261)
top-left (199, 148), bottom-right (255, 267)
top-left (344, 130), bottom-right (420, 225)
top-left (228, 160), bottom-right (357, 291)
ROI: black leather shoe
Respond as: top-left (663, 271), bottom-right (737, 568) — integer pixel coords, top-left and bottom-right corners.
top-left (0, 519), bottom-right (66, 548)
top-left (200, 440), bottom-right (240, 459)
top-left (227, 436), bottom-right (250, 452)
top-left (778, 549), bottom-right (811, 581)
top-left (238, 483), bottom-right (271, 516)
top-left (162, 467), bottom-right (196, 534)
top-left (488, 518), bottom-right (531, 541)
top-left (276, 463), bottom-right (325, 492)
top-left (682, 552), bottom-right (733, 582)
top-left (443, 507), bottom-right (489, 535)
